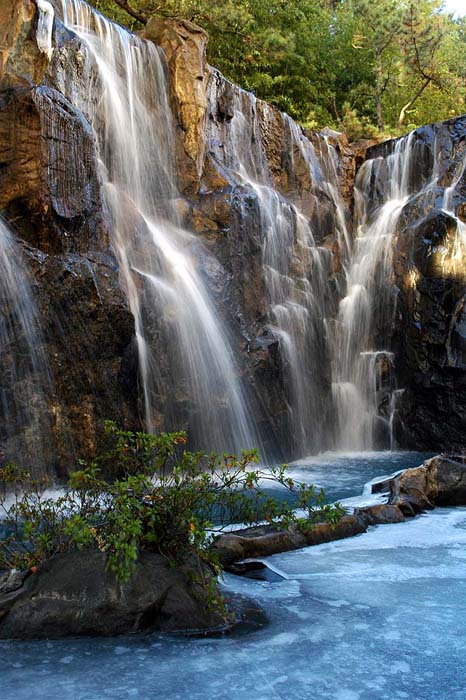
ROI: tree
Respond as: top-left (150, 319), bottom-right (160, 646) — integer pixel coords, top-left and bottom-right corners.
top-left (346, 0), bottom-right (402, 131)
top-left (87, 0), bottom-right (466, 134)
top-left (397, 2), bottom-right (444, 128)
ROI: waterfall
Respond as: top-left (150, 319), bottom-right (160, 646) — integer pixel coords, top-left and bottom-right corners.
top-left (333, 129), bottom-right (466, 451)
top-left (53, 0), bottom-right (260, 455)
top-left (0, 220), bottom-right (53, 473)
top-left (331, 135), bottom-right (415, 450)
top-left (206, 73), bottom-right (350, 457)
top-left (35, 0), bottom-right (55, 59)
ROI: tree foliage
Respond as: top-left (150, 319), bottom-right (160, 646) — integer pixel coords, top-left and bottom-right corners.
top-left (89, 0), bottom-right (466, 137)
top-left (0, 422), bottom-right (343, 583)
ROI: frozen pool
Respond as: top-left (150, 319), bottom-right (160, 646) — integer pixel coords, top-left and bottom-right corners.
top-left (3, 452), bottom-right (465, 700)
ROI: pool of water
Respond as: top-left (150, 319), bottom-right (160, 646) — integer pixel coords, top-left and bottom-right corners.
top-left (4, 451), bottom-right (465, 700)
top-left (261, 450), bottom-right (433, 505)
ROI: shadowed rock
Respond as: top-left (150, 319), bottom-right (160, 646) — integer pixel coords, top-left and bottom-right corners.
top-left (0, 550), bottom-right (226, 639)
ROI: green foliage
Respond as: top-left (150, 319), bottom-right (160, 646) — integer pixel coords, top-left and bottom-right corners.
top-left (88, 0), bottom-right (466, 137)
top-left (340, 104), bottom-right (379, 141)
top-left (0, 422), bottom-right (344, 584)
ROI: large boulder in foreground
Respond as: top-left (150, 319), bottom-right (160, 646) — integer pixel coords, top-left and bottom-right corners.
top-left (0, 550), bottom-right (226, 639)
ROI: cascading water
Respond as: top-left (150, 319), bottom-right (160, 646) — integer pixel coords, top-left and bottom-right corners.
top-left (333, 129), bottom-right (466, 451)
top-left (31, 1), bottom-right (466, 460)
top-left (0, 219), bottom-right (53, 473)
top-left (51, 0), bottom-right (260, 455)
top-left (331, 134), bottom-right (415, 450)
top-left (206, 74), bottom-right (350, 456)
top-left (36, 0), bottom-right (55, 59)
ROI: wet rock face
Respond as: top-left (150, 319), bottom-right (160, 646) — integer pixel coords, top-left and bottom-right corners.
top-left (150, 19), bottom-right (354, 458)
top-left (364, 118), bottom-right (466, 451)
top-left (0, 6), bottom-right (139, 472)
top-left (27, 250), bottom-right (138, 473)
top-left (0, 84), bottom-right (107, 253)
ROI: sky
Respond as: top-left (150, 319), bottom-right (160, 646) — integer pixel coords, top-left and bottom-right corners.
top-left (442, 0), bottom-right (466, 17)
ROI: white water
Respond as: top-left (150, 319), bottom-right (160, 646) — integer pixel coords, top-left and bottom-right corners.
top-left (3, 453), bottom-right (466, 700)
top-left (331, 135), bottom-right (415, 451)
top-left (206, 74), bottom-right (350, 456)
top-left (332, 128), bottom-right (466, 451)
top-left (35, 0), bottom-right (55, 59)
top-left (0, 220), bottom-right (53, 472)
top-left (53, 0), bottom-right (260, 455)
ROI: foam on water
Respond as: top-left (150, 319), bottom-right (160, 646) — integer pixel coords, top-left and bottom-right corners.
top-left (2, 455), bottom-right (466, 700)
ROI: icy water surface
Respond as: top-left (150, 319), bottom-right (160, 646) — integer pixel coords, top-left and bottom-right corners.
top-left (264, 450), bottom-right (432, 505)
top-left (3, 452), bottom-right (465, 700)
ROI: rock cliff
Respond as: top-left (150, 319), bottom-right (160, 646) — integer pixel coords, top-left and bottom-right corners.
top-left (0, 0), bottom-right (138, 472)
top-left (0, 0), bottom-right (465, 472)
top-left (365, 121), bottom-right (466, 450)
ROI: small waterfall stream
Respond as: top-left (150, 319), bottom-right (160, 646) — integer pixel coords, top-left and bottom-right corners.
top-left (333, 131), bottom-right (466, 451)
top-left (53, 0), bottom-right (260, 454)
top-left (0, 220), bottom-right (53, 473)
top-left (331, 135), bottom-right (415, 450)
top-left (206, 74), bottom-right (350, 456)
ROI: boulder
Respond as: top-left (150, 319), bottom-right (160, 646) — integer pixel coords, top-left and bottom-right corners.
top-left (372, 455), bottom-right (466, 515)
top-left (0, 550), bottom-right (226, 639)
top-left (355, 504), bottom-right (405, 525)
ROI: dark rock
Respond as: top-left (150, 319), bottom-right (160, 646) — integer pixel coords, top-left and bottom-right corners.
top-left (366, 117), bottom-right (466, 451)
top-left (0, 569), bottom-right (30, 595)
top-left (0, 550), bottom-right (226, 639)
top-left (226, 560), bottom-right (285, 582)
top-left (371, 477), bottom-right (395, 494)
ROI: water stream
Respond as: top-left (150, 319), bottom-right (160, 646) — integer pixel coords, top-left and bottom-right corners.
top-left (206, 74), bottom-right (350, 456)
top-left (0, 219), bottom-right (53, 473)
top-left (330, 135), bottom-right (416, 451)
top-left (52, 0), bottom-right (260, 455)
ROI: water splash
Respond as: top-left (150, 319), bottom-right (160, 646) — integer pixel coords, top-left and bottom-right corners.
top-left (53, 0), bottom-right (259, 455)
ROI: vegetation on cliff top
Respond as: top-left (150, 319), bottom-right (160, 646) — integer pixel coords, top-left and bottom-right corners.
top-left (0, 422), bottom-right (343, 585)
top-left (89, 0), bottom-right (466, 137)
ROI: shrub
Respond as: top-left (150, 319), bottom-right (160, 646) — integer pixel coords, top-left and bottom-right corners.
top-left (0, 422), bottom-right (344, 583)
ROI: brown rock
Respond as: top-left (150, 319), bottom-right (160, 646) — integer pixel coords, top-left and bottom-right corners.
top-left (0, 0), bottom-right (46, 87)
top-left (143, 18), bottom-right (209, 194)
top-left (355, 504), bottom-right (405, 525)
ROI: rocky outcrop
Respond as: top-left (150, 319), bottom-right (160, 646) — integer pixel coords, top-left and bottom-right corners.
top-left (0, 3), bottom-right (139, 471)
top-left (378, 455), bottom-right (466, 512)
top-left (365, 120), bottom-right (466, 451)
top-left (0, 0), bottom-right (47, 87)
top-left (143, 17), bottom-right (209, 194)
top-left (0, 550), bottom-right (226, 638)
